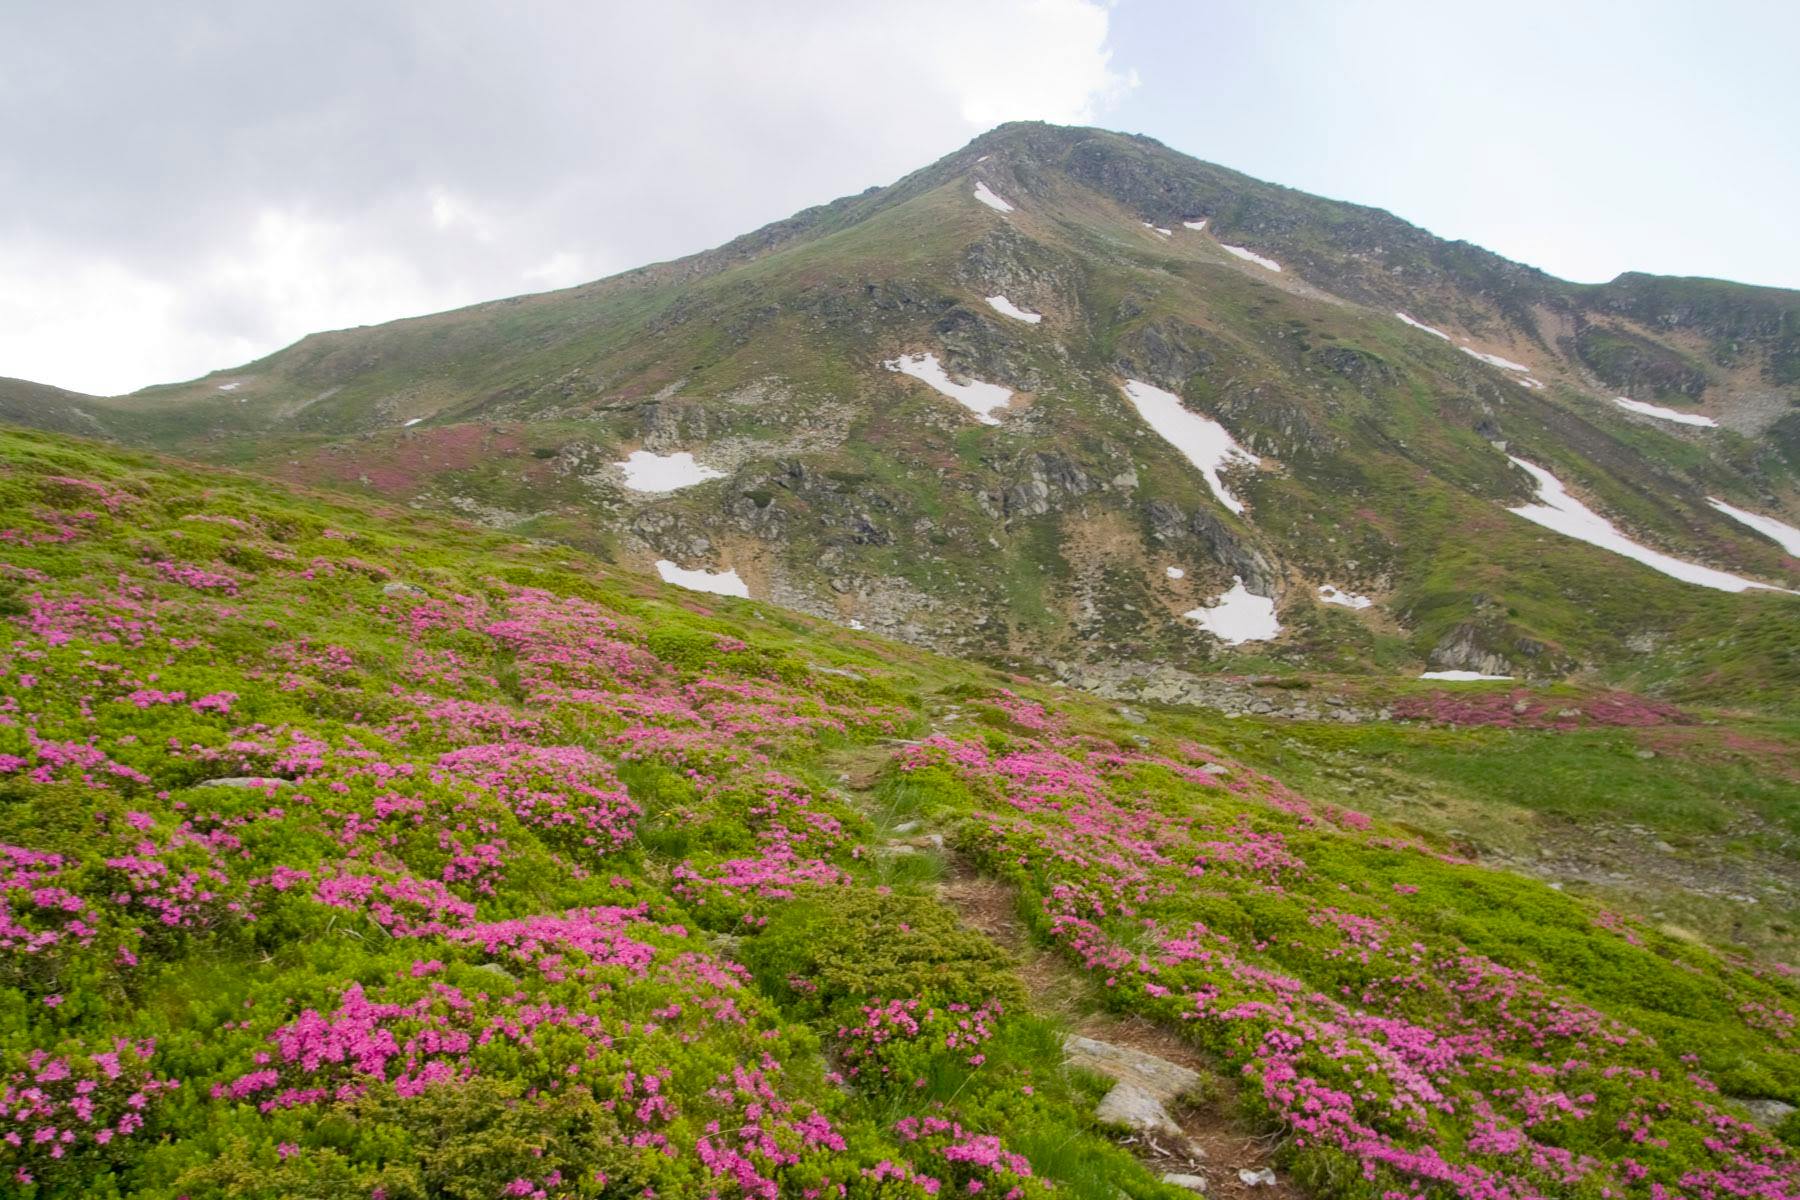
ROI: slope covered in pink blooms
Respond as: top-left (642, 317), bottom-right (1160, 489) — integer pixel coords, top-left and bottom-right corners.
top-left (0, 428), bottom-right (1796, 1200)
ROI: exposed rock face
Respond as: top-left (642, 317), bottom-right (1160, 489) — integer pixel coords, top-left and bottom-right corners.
top-left (1428, 618), bottom-right (1566, 679)
top-left (1003, 452), bottom-right (1096, 517)
top-left (1145, 500), bottom-right (1277, 594)
top-left (1114, 320), bottom-right (1218, 391)
top-left (1569, 320), bottom-right (1709, 401)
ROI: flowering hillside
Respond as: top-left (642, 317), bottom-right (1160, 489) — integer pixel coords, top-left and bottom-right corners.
top-left (0, 428), bottom-right (1796, 1200)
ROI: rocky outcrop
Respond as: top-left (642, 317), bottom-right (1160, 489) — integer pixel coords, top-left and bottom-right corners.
top-left (1002, 452), bottom-right (1097, 517)
top-left (1145, 500), bottom-right (1278, 594)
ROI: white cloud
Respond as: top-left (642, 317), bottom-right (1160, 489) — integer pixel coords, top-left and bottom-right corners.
top-left (0, 1), bottom-right (1129, 394)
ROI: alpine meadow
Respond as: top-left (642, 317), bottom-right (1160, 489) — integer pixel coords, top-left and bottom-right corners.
top-left (0, 115), bottom-right (1796, 1200)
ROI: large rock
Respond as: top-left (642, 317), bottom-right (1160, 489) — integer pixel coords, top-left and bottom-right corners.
top-left (1095, 1080), bottom-right (1185, 1139)
top-left (1064, 1034), bottom-right (1202, 1099)
top-left (1064, 1034), bottom-right (1204, 1145)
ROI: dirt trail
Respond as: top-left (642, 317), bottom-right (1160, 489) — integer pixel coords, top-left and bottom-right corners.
top-left (827, 741), bottom-right (1303, 1198)
top-left (937, 860), bottom-right (1303, 1200)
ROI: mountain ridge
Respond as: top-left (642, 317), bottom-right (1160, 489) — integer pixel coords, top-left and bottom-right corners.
top-left (3, 121), bottom-right (1796, 701)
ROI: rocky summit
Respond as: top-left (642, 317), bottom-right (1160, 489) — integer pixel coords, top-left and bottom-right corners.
top-left (0, 122), bottom-right (1796, 1200)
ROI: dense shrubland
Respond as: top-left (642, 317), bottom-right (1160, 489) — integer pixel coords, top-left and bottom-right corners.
top-left (0, 429), bottom-right (1795, 1199)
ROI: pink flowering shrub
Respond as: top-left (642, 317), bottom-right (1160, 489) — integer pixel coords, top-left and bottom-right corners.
top-left (0, 433), bottom-right (1792, 1200)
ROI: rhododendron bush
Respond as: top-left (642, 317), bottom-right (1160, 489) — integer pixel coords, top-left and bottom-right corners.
top-left (899, 726), bottom-right (1800, 1200)
top-left (0, 430), bottom-right (1795, 1200)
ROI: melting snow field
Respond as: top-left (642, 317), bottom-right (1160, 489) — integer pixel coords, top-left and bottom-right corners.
top-left (1614, 397), bottom-right (1718, 428)
top-left (973, 182), bottom-right (1014, 213)
top-left (1318, 585), bottom-right (1373, 609)
top-left (616, 450), bottom-right (726, 492)
top-left (1119, 379), bottom-right (1260, 514)
top-left (1420, 670), bottom-right (1512, 682)
top-left (1220, 244), bottom-right (1281, 272)
top-left (1461, 347), bottom-right (1532, 373)
top-left (885, 353), bottom-right (1012, 425)
top-left (1184, 578), bottom-right (1281, 644)
top-left (1165, 566), bottom-right (1186, 580)
top-left (1507, 456), bottom-right (1781, 593)
top-left (655, 560), bottom-right (749, 598)
top-left (1394, 312), bottom-right (1451, 341)
top-left (1182, 219), bottom-right (1207, 231)
top-left (985, 295), bottom-right (1042, 324)
top-left (1708, 497), bottom-right (1800, 555)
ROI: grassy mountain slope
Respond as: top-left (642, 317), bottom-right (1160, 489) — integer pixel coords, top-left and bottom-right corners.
top-left (0, 428), bottom-right (1796, 1200)
top-left (4, 124), bottom-right (1798, 699)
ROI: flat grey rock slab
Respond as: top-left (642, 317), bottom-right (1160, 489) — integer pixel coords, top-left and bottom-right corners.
top-left (1094, 1080), bottom-right (1184, 1139)
top-left (1063, 1034), bottom-right (1201, 1102)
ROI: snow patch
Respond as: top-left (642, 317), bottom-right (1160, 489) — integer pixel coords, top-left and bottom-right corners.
top-left (1517, 377), bottom-right (1545, 390)
top-left (1507, 456), bottom-right (1785, 593)
top-left (848, 618), bottom-right (866, 630)
top-left (985, 295), bottom-right (1042, 324)
top-left (216, 381), bottom-right (240, 392)
top-left (1165, 566), bottom-right (1186, 580)
top-left (1707, 498), bottom-right (1800, 555)
top-left (973, 182), bottom-right (1014, 213)
top-left (1394, 312), bottom-right (1451, 341)
top-left (1182, 219), bottom-right (1207, 231)
top-left (1461, 347), bottom-right (1531, 373)
top-left (1184, 577), bottom-right (1281, 645)
top-left (1142, 222), bottom-right (1172, 236)
top-left (976, 155), bottom-right (990, 163)
top-left (616, 450), bottom-right (726, 493)
top-left (655, 560), bottom-right (749, 599)
top-left (1220, 244), bottom-right (1281, 272)
top-left (1613, 397), bottom-right (1717, 428)
top-left (1420, 670), bottom-right (1512, 682)
top-left (884, 352), bottom-right (1012, 425)
top-left (1318, 585), bottom-right (1372, 610)
top-left (1119, 379), bottom-right (1259, 515)
top-left (403, 418), bottom-right (423, 428)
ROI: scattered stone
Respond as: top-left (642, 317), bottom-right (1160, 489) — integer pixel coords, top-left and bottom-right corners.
top-left (1199, 764), bottom-right (1230, 777)
top-left (1162, 1173), bottom-right (1209, 1192)
top-left (198, 776), bottom-right (286, 789)
top-left (1095, 1081), bottom-right (1185, 1140)
top-left (1635, 749), bottom-right (1657, 759)
top-left (1238, 1168), bottom-right (1278, 1188)
top-left (381, 581), bottom-right (425, 597)
top-left (473, 961), bottom-right (516, 983)
top-left (891, 820), bottom-right (921, 835)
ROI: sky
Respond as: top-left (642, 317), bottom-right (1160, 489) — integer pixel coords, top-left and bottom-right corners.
top-left (1, 0), bottom-right (1794, 396)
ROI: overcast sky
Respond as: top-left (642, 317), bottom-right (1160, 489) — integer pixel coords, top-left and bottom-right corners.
top-left (2, 0), bottom-right (1794, 396)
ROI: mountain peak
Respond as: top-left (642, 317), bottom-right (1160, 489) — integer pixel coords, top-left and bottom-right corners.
top-left (1, 124), bottom-right (1793, 697)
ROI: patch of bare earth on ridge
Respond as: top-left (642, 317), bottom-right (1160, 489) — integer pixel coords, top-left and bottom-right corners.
top-left (938, 858), bottom-right (1303, 1199)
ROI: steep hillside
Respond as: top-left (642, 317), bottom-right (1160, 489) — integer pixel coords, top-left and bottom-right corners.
top-left (1, 428), bottom-right (1797, 1200)
top-left (5, 123), bottom-right (1798, 698)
